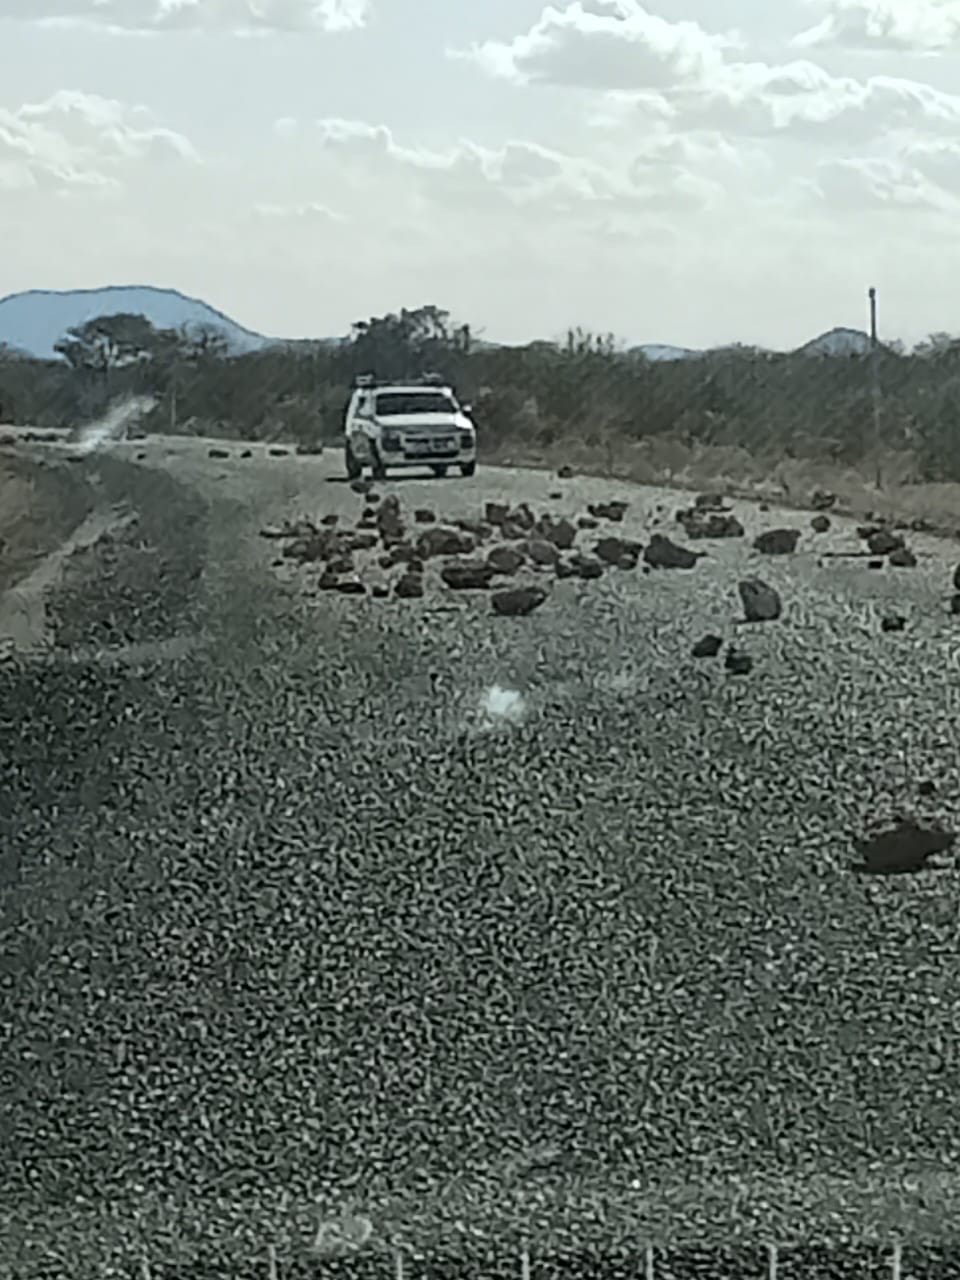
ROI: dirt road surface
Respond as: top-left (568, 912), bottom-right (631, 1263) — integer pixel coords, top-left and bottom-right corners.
top-left (4, 430), bottom-right (960, 1274)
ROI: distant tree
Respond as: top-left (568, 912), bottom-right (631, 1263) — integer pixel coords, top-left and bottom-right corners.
top-left (347, 304), bottom-right (460, 380)
top-left (913, 331), bottom-right (960, 359)
top-left (53, 313), bottom-right (166, 375)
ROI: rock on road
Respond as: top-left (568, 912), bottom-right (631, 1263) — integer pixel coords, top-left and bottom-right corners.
top-left (4, 430), bottom-right (960, 1265)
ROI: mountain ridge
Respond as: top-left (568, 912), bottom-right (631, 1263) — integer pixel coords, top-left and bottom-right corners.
top-left (0, 284), bottom-right (886, 362)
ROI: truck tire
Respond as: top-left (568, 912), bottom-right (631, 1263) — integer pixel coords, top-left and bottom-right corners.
top-left (372, 448), bottom-right (387, 481)
top-left (430, 465), bottom-right (448, 478)
top-left (460, 461), bottom-right (476, 477)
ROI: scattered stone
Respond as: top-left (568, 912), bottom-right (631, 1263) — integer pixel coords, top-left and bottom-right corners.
top-left (295, 442), bottom-right (324, 455)
top-left (240, 449), bottom-right (252, 458)
top-left (644, 534), bottom-right (699, 570)
top-left (317, 571), bottom-right (341, 591)
top-left (881, 613), bottom-right (906, 632)
top-left (492, 585), bottom-right (548, 616)
top-left (414, 508), bottom-right (436, 524)
top-left (679, 509), bottom-right (744, 539)
top-left (283, 535), bottom-right (327, 563)
top-left (753, 528), bottom-right (800, 555)
top-left (485, 502), bottom-right (510, 527)
top-left (366, 492), bottom-right (381, 505)
top-left (725, 648), bottom-right (753, 675)
top-left (350, 478), bottom-right (373, 496)
top-left (526, 539), bottom-right (560, 567)
top-left (811, 490), bottom-right (836, 511)
top-left (867, 528), bottom-right (904, 556)
top-left (759, 502), bottom-right (769, 512)
top-left (692, 634), bottom-right (723, 658)
top-left (499, 520), bottom-right (529, 541)
top-left (487, 546), bottom-right (525, 575)
top-left (380, 543), bottom-right (419, 568)
top-left (950, 595), bottom-right (960, 615)
top-left (953, 564), bottom-right (960, 592)
top-left (918, 780), bottom-right (937, 797)
top-left (455, 518), bottom-right (494, 540)
top-left (376, 495), bottom-right (404, 543)
top-left (868, 559), bottom-right (884, 570)
top-left (889, 546), bottom-right (917, 567)
top-left (588, 500), bottom-right (628, 522)
top-left (371, 585), bottom-right (389, 599)
top-left (738, 577), bottom-right (782, 623)
top-left (417, 526), bottom-right (475, 559)
top-left (536, 515), bottom-right (577, 550)
top-left (910, 517), bottom-right (933, 533)
top-left (577, 516), bottom-right (599, 531)
top-left (571, 553), bottom-right (604, 579)
top-left (555, 560), bottom-right (578, 579)
top-left (268, 447), bottom-right (289, 457)
top-left (595, 536), bottom-right (641, 566)
top-left (557, 464), bottom-right (574, 478)
top-left (208, 447), bottom-right (229, 459)
top-left (336, 579), bottom-right (366, 595)
top-left (694, 492), bottom-right (728, 511)
top-left (850, 820), bottom-right (956, 875)
top-left (440, 560), bottom-right (496, 590)
top-left (810, 515), bottom-right (830, 533)
top-left (395, 573), bottom-right (424, 598)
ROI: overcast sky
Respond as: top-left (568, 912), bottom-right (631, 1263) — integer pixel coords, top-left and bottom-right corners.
top-left (1, 0), bottom-right (959, 349)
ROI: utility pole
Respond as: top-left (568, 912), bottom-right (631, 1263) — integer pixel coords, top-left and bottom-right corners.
top-left (869, 286), bottom-right (882, 489)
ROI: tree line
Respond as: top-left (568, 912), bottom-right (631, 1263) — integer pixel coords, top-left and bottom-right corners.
top-left (3, 303), bottom-right (960, 480)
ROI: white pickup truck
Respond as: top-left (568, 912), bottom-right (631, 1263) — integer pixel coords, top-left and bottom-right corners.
top-left (343, 373), bottom-right (477, 481)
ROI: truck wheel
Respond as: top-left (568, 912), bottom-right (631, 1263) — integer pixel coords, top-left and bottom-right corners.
top-left (372, 448), bottom-right (387, 481)
top-left (460, 461), bottom-right (476, 477)
top-left (345, 441), bottom-right (362, 480)
top-left (430, 465), bottom-right (448, 478)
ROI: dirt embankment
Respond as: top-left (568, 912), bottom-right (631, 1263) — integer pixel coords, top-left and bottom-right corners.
top-left (0, 450), bottom-right (97, 595)
top-left (46, 455), bottom-right (211, 651)
top-left (0, 447), bottom-right (212, 655)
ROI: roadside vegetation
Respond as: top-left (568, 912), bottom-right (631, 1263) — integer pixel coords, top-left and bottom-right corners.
top-left (4, 303), bottom-right (960, 499)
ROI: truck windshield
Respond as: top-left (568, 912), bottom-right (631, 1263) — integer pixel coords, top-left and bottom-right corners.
top-left (375, 392), bottom-right (456, 416)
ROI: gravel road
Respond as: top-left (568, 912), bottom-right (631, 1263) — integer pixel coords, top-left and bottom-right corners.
top-left (4, 433), bottom-right (960, 1274)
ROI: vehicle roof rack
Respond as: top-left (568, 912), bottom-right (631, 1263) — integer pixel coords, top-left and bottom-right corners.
top-left (353, 372), bottom-right (453, 390)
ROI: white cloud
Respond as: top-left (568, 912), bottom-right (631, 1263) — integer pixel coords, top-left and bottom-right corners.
top-left (0, 91), bottom-right (198, 195)
top-left (459, 1), bottom-right (960, 144)
top-left (4, 0), bottom-right (960, 352)
top-left (0, 0), bottom-right (370, 34)
top-left (792, 0), bottom-right (960, 54)
top-left (456, 0), bottom-right (740, 91)
top-left (673, 64), bottom-right (960, 141)
top-left (253, 199), bottom-right (344, 221)
top-left (305, 115), bottom-right (719, 215)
